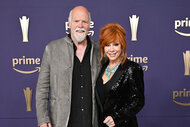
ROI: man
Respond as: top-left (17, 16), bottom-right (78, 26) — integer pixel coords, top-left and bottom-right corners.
top-left (36, 6), bottom-right (100, 127)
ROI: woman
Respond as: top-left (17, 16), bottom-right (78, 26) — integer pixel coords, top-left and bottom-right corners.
top-left (96, 23), bottom-right (144, 127)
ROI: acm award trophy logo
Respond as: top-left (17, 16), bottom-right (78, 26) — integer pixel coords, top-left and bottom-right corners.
top-left (129, 15), bottom-right (139, 41)
top-left (183, 50), bottom-right (190, 75)
top-left (24, 87), bottom-right (32, 111)
top-left (19, 16), bottom-right (29, 42)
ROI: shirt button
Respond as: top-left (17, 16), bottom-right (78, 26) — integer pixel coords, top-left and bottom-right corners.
top-left (81, 109), bottom-right (84, 111)
top-left (81, 86), bottom-right (83, 88)
top-left (81, 97), bottom-right (84, 99)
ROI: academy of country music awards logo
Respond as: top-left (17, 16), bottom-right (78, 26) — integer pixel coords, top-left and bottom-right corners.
top-left (175, 17), bottom-right (190, 37)
top-left (183, 50), bottom-right (190, 76)
top-left (129, 15), bottom-right (139, 41)
top-left (19, 16), bottom-right (29, 42)
top-left (24, 87), bottom-right (33, 111)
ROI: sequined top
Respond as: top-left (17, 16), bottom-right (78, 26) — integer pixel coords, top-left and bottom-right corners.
top-left (95, 59), bottom-right (145, 127)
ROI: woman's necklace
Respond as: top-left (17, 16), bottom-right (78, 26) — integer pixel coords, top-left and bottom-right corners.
top-left (105, 62), bottom-right (120, 80)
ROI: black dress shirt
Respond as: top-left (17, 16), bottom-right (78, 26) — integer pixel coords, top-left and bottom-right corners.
top-left (68, 35), bottom-right (92, 127)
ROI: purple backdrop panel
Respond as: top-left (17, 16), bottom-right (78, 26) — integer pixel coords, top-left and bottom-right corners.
top-left (0, 0), bottom-right (190, 127)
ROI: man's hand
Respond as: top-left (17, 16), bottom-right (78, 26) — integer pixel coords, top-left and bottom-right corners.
top-left (40, 123), bottom-right (52, 127)
top-left (103, 116), bottom-right (115, 127)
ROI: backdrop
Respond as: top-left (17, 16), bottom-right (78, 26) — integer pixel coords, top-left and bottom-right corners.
top-left (0, 0), bottom-right (190, 127)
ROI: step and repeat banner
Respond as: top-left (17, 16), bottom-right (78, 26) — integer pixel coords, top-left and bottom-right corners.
top-left (0, 0), bottom-right (190, 127)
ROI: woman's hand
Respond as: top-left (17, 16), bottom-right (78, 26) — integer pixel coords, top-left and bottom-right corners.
top-left (103, 116), bottom-right (115, 127)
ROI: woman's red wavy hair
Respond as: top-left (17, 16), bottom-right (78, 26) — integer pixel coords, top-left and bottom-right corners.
top-left (99, 23), bottom-right (127, 65)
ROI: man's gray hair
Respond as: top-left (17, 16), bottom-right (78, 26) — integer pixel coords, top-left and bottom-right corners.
top-left (68, 10), bottom-right (91, 23)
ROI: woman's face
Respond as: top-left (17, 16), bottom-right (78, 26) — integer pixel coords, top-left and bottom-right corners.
top-left (104, 42), bottom-right (122, 63)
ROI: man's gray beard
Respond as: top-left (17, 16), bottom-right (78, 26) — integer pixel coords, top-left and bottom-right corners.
top-left (74, 33), bottom-right (86, 43)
